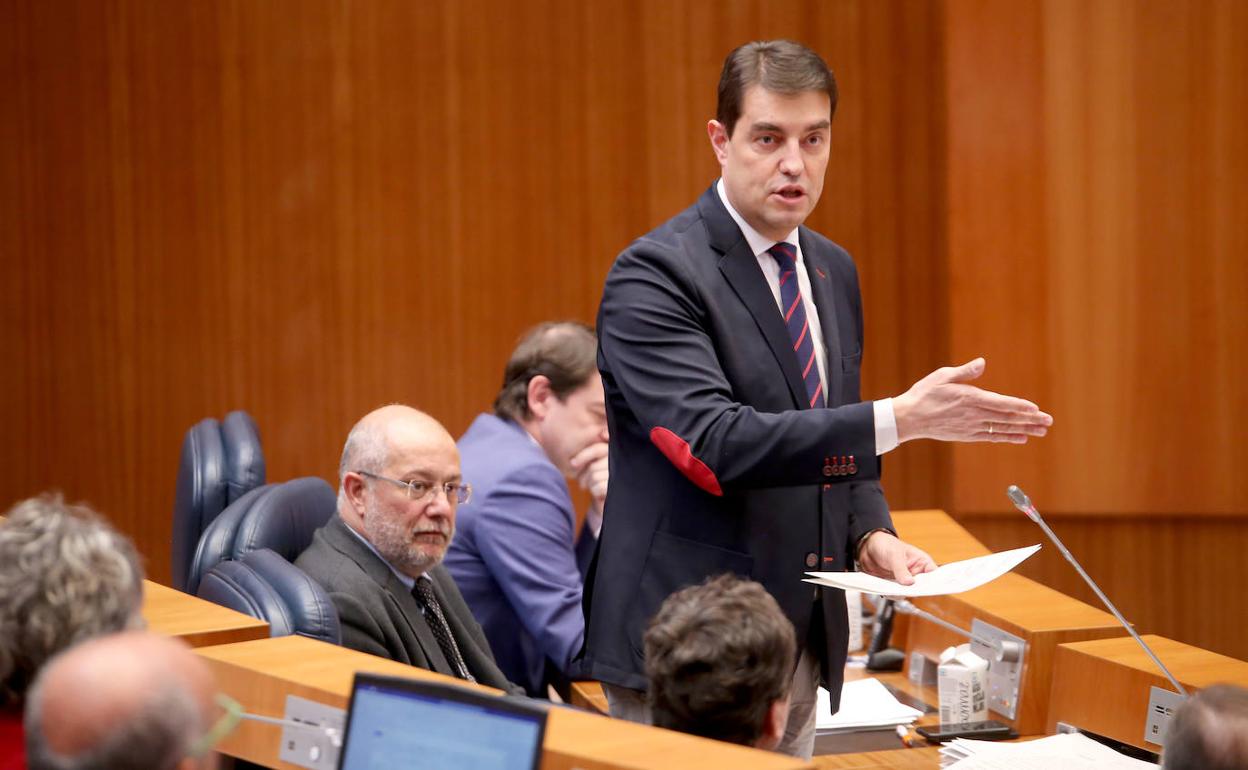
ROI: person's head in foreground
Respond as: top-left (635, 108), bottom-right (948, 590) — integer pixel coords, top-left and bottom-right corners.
top-left (1162, 683), bottom-right (1248, 770)
top-left (644, 574), bottom-right (795, 750)
top-left (25, 631), bottom-right (226, 770)
top-left (337, 404), bottom-right (466, 577)
top-left (0, 493), bottom-right (145, 710)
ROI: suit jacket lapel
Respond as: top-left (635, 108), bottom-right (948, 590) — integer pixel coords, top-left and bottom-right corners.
top-left (800, 228), bottom-right (843, 407)
top-left (322, 516), bottom-right (454, 675)
top-left (701, 188), bottom-right (808, 409)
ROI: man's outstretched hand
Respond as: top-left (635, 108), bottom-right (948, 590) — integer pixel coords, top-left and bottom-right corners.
top-left (893, 358), bottom-right (1052, 444)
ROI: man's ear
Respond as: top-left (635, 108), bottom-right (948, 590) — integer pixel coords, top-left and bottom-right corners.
top-left (707, 119), bottom-right (731, 165)
top-left (757, 693), bottom-right (791, 752)
top-left (526, 375), bottom-right (554, 420)
top-left (342, 472), bottom-right (369, 519)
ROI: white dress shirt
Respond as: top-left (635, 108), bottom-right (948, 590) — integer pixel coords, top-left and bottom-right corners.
top-left (715, 180), bottom-right (898, 455)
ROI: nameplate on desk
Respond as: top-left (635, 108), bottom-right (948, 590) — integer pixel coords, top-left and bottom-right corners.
top-left (1143, 686), bottom-right (1184, 748)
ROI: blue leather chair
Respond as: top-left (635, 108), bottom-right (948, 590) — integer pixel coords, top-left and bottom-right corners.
top-left (186, 476), bottom-right (335, 595)
top-left (171, 411), bottom-right (265, 591)
top-left (197, 548), bottom-right (341, 643)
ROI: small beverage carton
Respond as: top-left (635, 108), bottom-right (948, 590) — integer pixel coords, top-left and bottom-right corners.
top-left (937, 643), bottom-right (988, 723)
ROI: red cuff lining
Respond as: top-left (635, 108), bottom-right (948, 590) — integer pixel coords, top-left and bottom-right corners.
top-left (649, 426), bottom-right (723, 497)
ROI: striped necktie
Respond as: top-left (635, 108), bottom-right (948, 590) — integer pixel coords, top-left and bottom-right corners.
top-left (768, 242), bottom-right (825, 409)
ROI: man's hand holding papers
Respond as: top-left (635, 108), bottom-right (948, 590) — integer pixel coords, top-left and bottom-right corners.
top-left (806, 545), bottom-right (1041, 597)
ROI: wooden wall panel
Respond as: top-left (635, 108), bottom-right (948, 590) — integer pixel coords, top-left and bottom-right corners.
top-left (942, 0), bottom-right (1248, 663)
top-left (1, 0), bottom-right (946, 582)
top-left (946, 0), bottom-right (1248, 515)
top-left (957, 512), bottom-right (1248, 662)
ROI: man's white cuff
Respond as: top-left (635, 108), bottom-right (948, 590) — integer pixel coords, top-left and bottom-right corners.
top-left (873, 398), bottom-right (898, 456)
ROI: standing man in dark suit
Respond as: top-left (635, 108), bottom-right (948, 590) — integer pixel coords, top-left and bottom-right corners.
top-left (581, 40), bottom-right (1052, 758)
top-left (296, 404), bottom-right (516, 692)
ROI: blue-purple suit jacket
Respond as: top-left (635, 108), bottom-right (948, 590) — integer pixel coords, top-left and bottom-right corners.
top-left (445, 413), bottom-right (593, 696)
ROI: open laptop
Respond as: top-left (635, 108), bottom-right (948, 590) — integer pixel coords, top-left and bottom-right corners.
top-left (336, 673), bottom-right (548, 770)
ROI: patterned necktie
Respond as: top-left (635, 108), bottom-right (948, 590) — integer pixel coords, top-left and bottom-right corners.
top-left (768, 242), bottom-right (825, 409)
top-left (412, 577), bottom-right (475, 682)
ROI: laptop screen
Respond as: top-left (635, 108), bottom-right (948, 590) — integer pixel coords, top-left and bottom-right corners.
top-left (336, 674), bottom-right (547, 770)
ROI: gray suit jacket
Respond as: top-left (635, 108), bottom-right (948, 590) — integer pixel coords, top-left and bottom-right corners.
top-left (295, 514), bottom-right (517, 693)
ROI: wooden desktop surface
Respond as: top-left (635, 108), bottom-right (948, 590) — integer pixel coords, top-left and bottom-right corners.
top-left (143, 579), bottom-right (270, 647)
top-left (197, 635), bottom-right (814, 770)
top-left (1049, 634), bottom-right (1248, 751)
top-left (572, 667), bottom-right (948, 768)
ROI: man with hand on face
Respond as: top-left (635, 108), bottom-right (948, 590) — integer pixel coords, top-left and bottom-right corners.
top-left (296, 405), bottom-right (516, 691)
top-left (582, 39), bottom-right (1052, 758)
top-left (446, 322), bottom-right (609, 698)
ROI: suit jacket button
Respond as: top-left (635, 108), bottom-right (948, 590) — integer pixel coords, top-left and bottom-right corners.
top-left (848, 462), bottom-right (857, 474)
top-left (823, 464), bottom-right (834, 477)
top-left (805, 552), bottom-right (818, 569)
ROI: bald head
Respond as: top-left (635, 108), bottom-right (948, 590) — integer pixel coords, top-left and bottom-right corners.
top-left (25, 631), bottom-right (218, 770)
top-left (337, 405), bottom-right (462, 576)
top-left (338, 405), bottom-right (457, 507)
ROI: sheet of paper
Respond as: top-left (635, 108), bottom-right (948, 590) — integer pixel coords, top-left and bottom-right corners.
top-left (805, 544), bottom-right (1041, 597)
top-left (815, 677), bottom-right (922, 731)
top-left (940, 733), bottom-right (1156, 769)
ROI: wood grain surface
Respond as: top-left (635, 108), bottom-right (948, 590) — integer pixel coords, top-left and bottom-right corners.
top-left (1049, 634), bottom-right (1248, 752)
top-left (1, 0), bottom-right (946, 584)
top-left (197, 634), bottom-right (813, 770)
top-left (3, 0), bottom-right (1244, 662)
top-left (142, 579), bottom-right (270, 647)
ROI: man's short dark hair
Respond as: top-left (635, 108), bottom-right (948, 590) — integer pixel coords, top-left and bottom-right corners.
top-left (717, 40), bottom-right (838, 137)
top-left (644, 574), bottom-right (795, 746)
top-left (493, 321), bottom-right (598, 422)
top-left (1163, 684), bottom-right (1248, 770)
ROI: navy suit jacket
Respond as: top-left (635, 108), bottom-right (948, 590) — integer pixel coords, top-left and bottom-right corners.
top-left (581, 185), bottom-right (893, 709)
top-left (446, 414), bottom-right (589, 696)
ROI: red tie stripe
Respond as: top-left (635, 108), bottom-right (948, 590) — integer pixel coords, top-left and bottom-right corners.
top-left (768, 243), bottom-right (825, 409)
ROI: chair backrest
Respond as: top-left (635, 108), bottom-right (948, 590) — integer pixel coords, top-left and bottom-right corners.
top-left (197, 548), bottom-right (341, 644)
top-left (186, 476), bottom-right (335, 595)
top-left (171, 411), bottom-right (265, 591)
top-left (221, 411), bottom-right (266, 504)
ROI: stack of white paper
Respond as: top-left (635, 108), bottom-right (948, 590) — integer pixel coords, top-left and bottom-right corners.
top-left (816, 677), bottom-right (923, 733)
top-left (939, 732), bottom-right (1156, 769)
top-left (805, 545), bottom-right (1042, 597)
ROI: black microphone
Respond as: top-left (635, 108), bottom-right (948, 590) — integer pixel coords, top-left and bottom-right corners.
top-left (865, 598), bottom-right (904, 671)
top-left (1006, 485), bottom-right (1188, 698)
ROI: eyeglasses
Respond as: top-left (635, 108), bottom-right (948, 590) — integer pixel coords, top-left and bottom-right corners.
top-left (188, 692), bottom-right (244, 758)
top-left (356, 470), bottom-right (472, 505)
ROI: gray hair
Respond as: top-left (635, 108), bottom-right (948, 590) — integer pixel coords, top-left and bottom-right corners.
top-left (337, 415), bottom-right (389, 512)
top-left (25, 677), bottom-right (204, 770)
top-left (0, 494), bottom-right (145, 707)
top-left (1163, 684), bottom-right (1248, 770)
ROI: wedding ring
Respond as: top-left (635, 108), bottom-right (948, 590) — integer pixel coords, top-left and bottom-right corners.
top-left (988, 423), bottom-right (994, 435)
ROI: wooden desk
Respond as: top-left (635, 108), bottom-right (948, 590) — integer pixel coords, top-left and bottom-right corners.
top-left (197, 635), bottom-right (813, 770)
top-left (570, 679), bottom-right (609, 715)
top-left (1049, 634), bottom-right (1248, 752)
top-left (143, 579), bottom-right (269, 647)
top-left (890, 510), bottom-right (1126, 734)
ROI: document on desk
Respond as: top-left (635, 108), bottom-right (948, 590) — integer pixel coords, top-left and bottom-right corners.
top-left (815, 677), bottom-right (923, 732)
top-left (804, 544), bottom-right (1041, 597)
top-left (938, 732), bottom-right (1156, 769)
